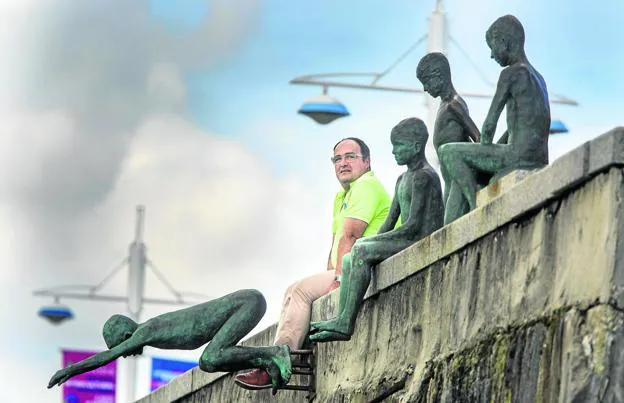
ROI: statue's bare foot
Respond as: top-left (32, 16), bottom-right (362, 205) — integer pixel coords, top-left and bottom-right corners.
top-left (309, 318), bottom-right (334, 334)
top-left (309, 317), bottom-right (352, 342)
top-left (309, 329), bottom-right (352, 342)
top-left (267, 345), bottom-right (292, 394)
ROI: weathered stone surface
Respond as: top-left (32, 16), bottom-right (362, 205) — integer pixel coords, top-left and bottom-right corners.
top-left (476, 169), bottom-right (535, 207)
top-left (140, 370), bottom-right (193, 403)
top-left (140, 127), bottom-right (624, 403)
top-left (407, 305), bottom-right (624, 403)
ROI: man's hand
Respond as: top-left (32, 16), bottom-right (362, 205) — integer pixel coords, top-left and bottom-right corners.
top-left (48, 366), bottom-right (73, 389)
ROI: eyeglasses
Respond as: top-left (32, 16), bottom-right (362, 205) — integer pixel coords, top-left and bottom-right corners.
top-left (331, 152), bottom-right (363, 165)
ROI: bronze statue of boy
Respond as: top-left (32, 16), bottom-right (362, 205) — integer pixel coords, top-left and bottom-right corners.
top-left (438, 15), bottom-right (551, 223)
top-left (47, 289), bottom-right (292, 393)
top-left (416, 52), bottom-right (482, 223)
top-left (309, 118), bottom-right (444, 342)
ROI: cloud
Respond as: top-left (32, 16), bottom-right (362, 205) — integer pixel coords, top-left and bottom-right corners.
top-left (0, 2), bottom-right (293, 402)
top-left (0, 109), bottom-right (332, 403)
top-left (103, 113), bottom-right (325, 289)
top-left (0, 0), bottom-right (265, 275)
top-left (147, 63), bottom-right (187, 112)
top-left (4, 0), bottom-right (260, 234)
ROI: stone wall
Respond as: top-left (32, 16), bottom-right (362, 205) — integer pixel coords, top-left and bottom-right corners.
top-left (138, 127), bottom-right (624, 403)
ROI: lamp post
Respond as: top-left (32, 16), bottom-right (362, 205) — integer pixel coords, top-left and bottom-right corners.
top-left (34, 205), bottom-right (210, 403)
top-left (290, 0), bottom-right (577, 168)
top-left (425, 0), bottom-right (447, 163)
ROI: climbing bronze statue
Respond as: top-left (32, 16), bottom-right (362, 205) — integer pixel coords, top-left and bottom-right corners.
top-left (438, 14), bottom-right (551, 223)
top-left (309, 117), bottom-right (444, 342)
top-left (47, 289), bottom-right (292, 392)
top-left (416, 51), bottom-right (483, 223)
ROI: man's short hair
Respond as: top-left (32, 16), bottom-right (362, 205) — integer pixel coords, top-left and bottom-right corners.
top-left (333, 137), bottom-right (371, 160)
top-left (416, 52), bottom-right (451, 80)
top-left (391, 118), bottom-right (428, 146)
top-left (486, 15), bottom-right (525, 47)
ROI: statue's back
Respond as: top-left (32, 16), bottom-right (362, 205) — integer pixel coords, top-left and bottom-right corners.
top-left (506, 63), bottom-right (550, 162)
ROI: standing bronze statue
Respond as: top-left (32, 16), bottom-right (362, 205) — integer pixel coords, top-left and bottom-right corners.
top-left (416, 52), bottom-right (482, 223)
top-left (47, 289), bottom-right (292, 392)
top-left (438, 15), bottom-right (551, 223)
top-left (309, 118), bottom-right (444, 342)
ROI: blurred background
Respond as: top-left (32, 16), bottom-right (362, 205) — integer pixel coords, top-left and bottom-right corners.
top-left (0, 0), bottom-right (622, 401)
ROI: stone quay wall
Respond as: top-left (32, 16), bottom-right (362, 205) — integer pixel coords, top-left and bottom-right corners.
top-left (138, 127), bottom-right (624, 403)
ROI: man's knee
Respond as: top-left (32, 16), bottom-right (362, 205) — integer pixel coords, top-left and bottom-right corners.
top-left (283, 280), bottom-right (311, 305)
top-left (285, 280), bottom-right (302, 298)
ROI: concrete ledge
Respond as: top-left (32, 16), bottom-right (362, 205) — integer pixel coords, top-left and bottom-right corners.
top-left (137, 369), bottom-right (192, 403)
top-left (411, 303), bottom-right (624, 402)
top-left (363, 126), bottom-right (624, 301)
top-left (139, 126), bottom-right (624, 402)
top-left (476, 169), bottom-right (535, 207)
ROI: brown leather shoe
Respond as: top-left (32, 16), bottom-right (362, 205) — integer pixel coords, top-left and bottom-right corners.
top-left (234, 368), bottom-right (272, 390)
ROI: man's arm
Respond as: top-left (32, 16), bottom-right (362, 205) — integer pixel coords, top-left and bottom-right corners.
top-left (48, 336), bottom-right (146, 388)
top-left (326, 234), bottom-right (335, 270)
top-left (449, 100), bottom-right (481, 143)
top-left (482, 68), bottom-right (514, 144)
top-left (334, 218), bottom-right (367, 275)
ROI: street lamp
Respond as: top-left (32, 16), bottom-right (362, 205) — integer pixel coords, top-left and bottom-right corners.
top-left (549, 119), bottom-right (569, 134)
top-left (33, 205), bottom-right (210, 403)
top-left (290, 0), bottom-right (578, 166)
top-left (297, 87), bottom-right (350, 124)
top-left (38, 297), bottom-right (74, 324)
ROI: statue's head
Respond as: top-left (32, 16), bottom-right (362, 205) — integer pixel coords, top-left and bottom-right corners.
top-left (332, 137), bottom-right (371, 188)
top-left (486, 15), bottom-right (525, 66)
top-left (102, 314), bottom-right (142, 356)
top-left (390, 118), bottom-right (428, 166)
top-left (416, 52), bottom-right (451, 98)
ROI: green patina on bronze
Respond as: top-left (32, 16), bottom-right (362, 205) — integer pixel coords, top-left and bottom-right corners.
top-left (416, 51), bottom-right (485, 223)
top-left (438, 15), bottom-right (551, 224)
top-left (47, 289), bottom-right (292, 392)
top-left (309, 117), bottom-right (444, 342)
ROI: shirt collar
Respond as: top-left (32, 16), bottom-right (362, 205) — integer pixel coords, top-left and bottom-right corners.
top-left (337, 171), bottom-right (374, 196)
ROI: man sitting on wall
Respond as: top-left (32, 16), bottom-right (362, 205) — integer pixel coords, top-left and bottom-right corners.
top-left (234, 137), bottom-right (392, 390)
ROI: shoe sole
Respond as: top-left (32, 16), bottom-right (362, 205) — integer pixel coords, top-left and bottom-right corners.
top-left (234, 378), bottom-right (272, 390)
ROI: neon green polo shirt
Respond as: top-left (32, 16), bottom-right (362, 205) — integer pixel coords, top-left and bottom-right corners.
top-left (330, 171), bottom-right (391, 268)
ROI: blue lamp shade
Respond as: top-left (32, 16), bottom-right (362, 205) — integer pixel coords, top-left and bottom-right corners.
top-left (39, 304), bottom-right (74, 325)
top-left (549, 119), bottom-right (569, 134)
top-left (298, 94), bottom-right (350, 124)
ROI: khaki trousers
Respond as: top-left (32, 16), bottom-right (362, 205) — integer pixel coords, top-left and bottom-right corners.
top-left (274, 270), bottom-right (336, 350)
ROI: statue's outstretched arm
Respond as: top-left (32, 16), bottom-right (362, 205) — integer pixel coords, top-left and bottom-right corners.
top-left (48, 336), bottom-right (146, 389)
